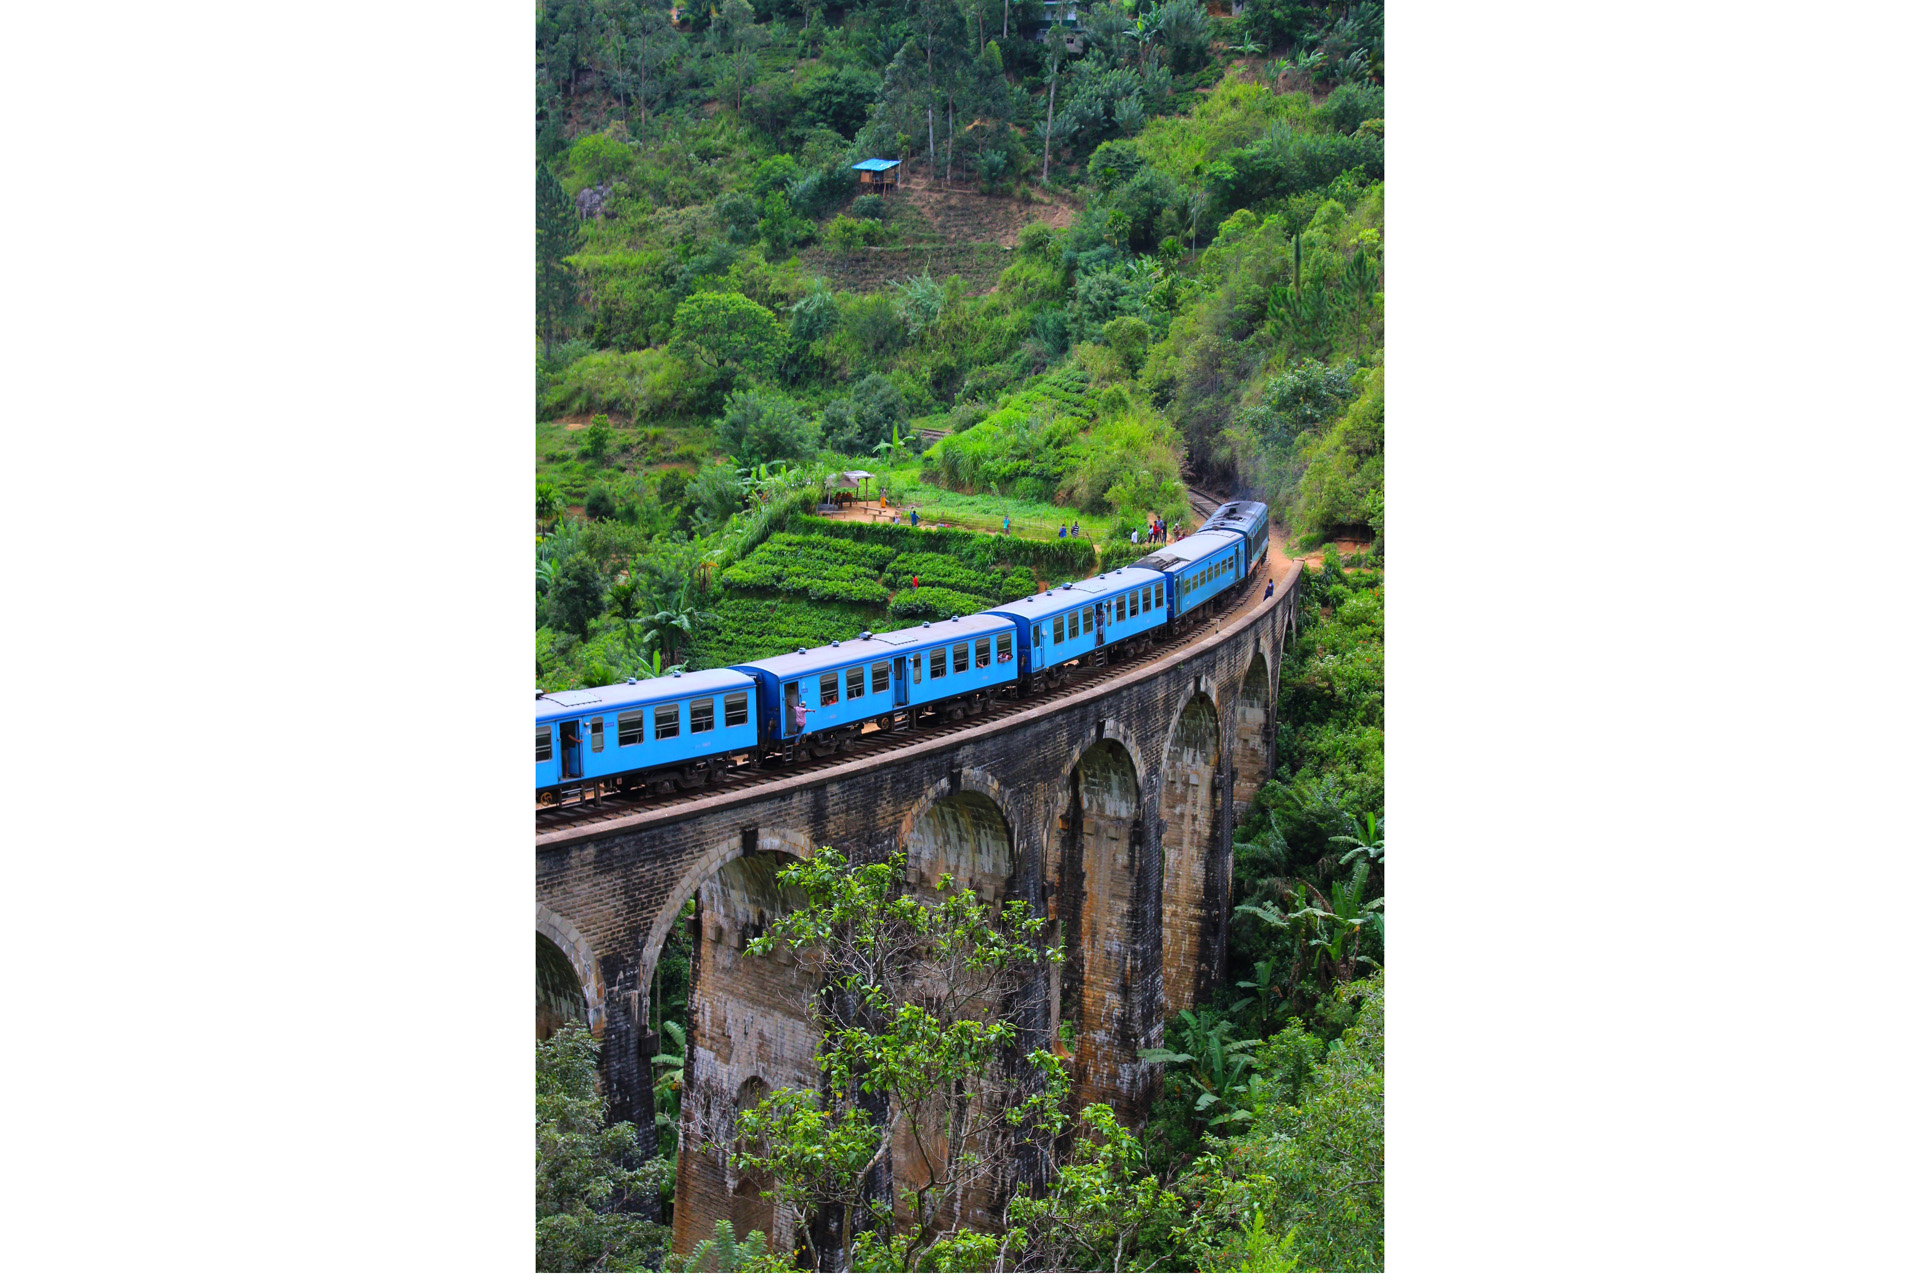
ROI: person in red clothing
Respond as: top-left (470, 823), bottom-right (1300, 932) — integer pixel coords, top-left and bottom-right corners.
top-left (911, 573), bottom-right (919, 589)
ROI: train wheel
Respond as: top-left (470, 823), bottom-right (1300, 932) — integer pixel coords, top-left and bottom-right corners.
top-left (538, 790), bottom-right (555, 805)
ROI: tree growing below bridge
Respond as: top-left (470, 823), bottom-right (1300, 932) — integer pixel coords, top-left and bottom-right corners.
top-left (731, 847), bottom-right (1066, 1271)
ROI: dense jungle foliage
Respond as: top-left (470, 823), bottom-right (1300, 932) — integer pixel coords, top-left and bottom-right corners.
top-left (534, 0), bottom-right (1383, 1270)
top-left (533, 0), bottom-right (1384, 694)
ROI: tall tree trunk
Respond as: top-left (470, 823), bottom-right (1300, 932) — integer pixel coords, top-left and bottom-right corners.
top-left (1041, 64), bottom-right (1057, 182)
top-left (1003, 0), bottom-right (1008, 40)
top-left (946, 96), bottom-right (954, 185)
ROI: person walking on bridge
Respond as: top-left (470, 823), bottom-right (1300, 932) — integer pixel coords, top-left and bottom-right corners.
top-left (1263, 579), bottom-right (1274, 599)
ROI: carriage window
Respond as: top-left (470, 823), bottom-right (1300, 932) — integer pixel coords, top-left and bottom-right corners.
top-left (1129, 590), bottom-right (1140, 618)
top-left (911, 653), bottom-right (922, 683)
top-left (590, 716), bottom-right (604, 752)
top-left (952, 642), bottom-right (968, 673)
top-left (617, 710), bottom-right (644, 746)
top-left (820, 671), bottom-right (839, 705)
top-left (846, 665), bottom-right (865, 699)
top-left (690, 698), bottom-right (715, 732)
top-left (536, 725), bottom-right (552, 762)
top-left (977, 637), bottom-right (992, 667)
top-left (930, 647), bottom-right (947, 679)
top-left (1154, 582), bottom-right (1164, 609)
top-left (997, 632), bottom-right (1012, 662)
top-left (654, 703), bottom-right (680, 739)
top-left (724, 691), bottom-right (749, 727)
top-left (1082, 607), bottom-right (1094, 633)
top-left (1052, 615), bottom-right (1065, 644)
top-left (1067, 609), bottom-right (1079, 639)
top-left (871, 662), bottom-right (890, 693)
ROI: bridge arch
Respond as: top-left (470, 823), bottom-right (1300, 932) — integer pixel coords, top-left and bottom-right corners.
top-left (1158, 686), bottom-right (1226, 1020)
top-left (536, 904), bottom-right (605, 1036)
top-left (898, 768), bottom-right (1017, 904)
top-left (670, 835), bottom-right (819, 1259)
top-left (640, 826), bottom-right (812, 991)
top-left (1050, 735), bottom-right (1145, 1117)
top-left (1230, 650), bottom-right (1273, 817)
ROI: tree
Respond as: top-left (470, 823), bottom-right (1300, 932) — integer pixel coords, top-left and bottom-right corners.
top-left (1181, 975), bottom-right (1385, 1272)
top-left (537, 163), bottom-right (584, 357)
top-left (819, 373), bottom-right (908, 456)
top-left (580, 414), bottom-right (613, 462)
top-left (732, 847), bottom-right (1066, 1271)
top-left (547, 551), bottom-right (608, 639)
top-left (669, 292), bottom-right (786, 387)
top-left (536, 1024), bottom-right (669, 1272)
top-left (1041, 24), bottom-right (1068, 183)
top-left (536, 481), bottom-right (566, 532)
top-left (685, 463), bottom-right (746, 537)
top-left (718, 388), bottom-right (819, 467)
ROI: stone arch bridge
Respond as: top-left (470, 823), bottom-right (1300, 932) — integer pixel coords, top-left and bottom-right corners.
top-left (536, 561), bottom-right (1302, 1250)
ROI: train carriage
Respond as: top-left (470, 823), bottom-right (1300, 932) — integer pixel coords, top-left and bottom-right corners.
top-left (1199, 500), bottom-right (1271, 573)
top-left (535, 668), bottom-right (758, 803)
top-left (1139, 528), bottom-right (1247, 621)
top-left (732, 614), bottom-right (1019, 759)
top-left (987, 564), bottom-right (1169, 689)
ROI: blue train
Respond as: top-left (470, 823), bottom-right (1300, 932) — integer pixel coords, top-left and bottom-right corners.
top-left (535, 502), bottom-right (1269, 803)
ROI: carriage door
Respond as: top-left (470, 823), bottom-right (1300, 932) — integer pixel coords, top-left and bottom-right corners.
top-left (558, 720), bottom-right (582, 779)
top-left (783, 682), bottom-right (800, 735)
top-left (892, 657), bottom-right (909, 707)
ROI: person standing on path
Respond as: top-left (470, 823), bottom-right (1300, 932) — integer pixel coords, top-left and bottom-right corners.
top-left (1003, 515), bottom-right (1010, 534)
top-left (1263, 579), bottom-right (1274, 599)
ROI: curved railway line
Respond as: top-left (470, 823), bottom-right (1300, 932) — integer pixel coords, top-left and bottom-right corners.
top-left (536, 516), bottom-right (1295, 843)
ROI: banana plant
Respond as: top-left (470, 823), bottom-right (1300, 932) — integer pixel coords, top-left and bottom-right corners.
top-left (1332, 810), bottom-right (1384, 867)
top-left (651, 1018), bottom-right (686, 1114)
top-left (1236, 957), bottom-right (1288, 1030)
top-left (1138, 1008), bottom-right (1262, 1128)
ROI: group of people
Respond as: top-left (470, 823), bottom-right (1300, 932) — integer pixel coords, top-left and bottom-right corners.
top-left (1127, 517), bottom-right (1179, 545)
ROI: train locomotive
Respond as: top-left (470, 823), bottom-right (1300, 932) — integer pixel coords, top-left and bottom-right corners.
top-left (535, 501), bottom-right (1270, 804)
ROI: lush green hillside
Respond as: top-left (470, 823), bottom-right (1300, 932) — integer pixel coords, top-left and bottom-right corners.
top-left (532, 4), bottom-right (1386, 1271)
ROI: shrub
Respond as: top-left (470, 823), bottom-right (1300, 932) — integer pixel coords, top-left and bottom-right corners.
top-left (718, 388), bottom-right (820, 467)
top-left (819, 373), bottom-right (909, 455)
top-left (1319, 82), bottom-right (1385, 135)
top-left (580, 415), bottom-right (613, 462)
top-left (850, 194), bottom-right (888, 221)
top-left (888, 586), bottom-right (990, 620)
top-left (583, 482), bottom-right (618, 521)
top-left (537, 348), bottom-right (704, 419)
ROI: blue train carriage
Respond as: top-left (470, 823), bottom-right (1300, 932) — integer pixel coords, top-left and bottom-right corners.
top-left (986, 565), bottom-right (1169, 691)
top-left (735, 615), bottom-right (1019, 759)
top-left (731, 633), bottom-right (905, 763)
top-left (534, 668), bottom-right (757, 803)
top-left (871, 613), bottom-right (1020, 727)
top-left (1139, 528), bottom-right (1248, 626)
top-left (1199, 499), bottom-right (1271, 577)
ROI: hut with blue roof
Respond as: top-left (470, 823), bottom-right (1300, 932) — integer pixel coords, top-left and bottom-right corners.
top-left (851, 157), bottom-right (901, 194)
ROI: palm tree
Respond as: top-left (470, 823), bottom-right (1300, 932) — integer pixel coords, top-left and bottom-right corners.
top-left (535, 482), bottom-right (564, 532)
top-left (640, 582), bottom-right (717, 666)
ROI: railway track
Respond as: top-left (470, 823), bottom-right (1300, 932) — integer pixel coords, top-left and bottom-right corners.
top-left (535, 548), bottom-right (1283, 836)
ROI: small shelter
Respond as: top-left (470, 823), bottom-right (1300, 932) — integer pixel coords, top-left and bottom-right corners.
top-left (851, 158), bottom-right (901, 194)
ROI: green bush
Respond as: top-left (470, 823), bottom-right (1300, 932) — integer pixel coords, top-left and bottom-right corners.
top-left (888, 586), bottom-right (991, 620)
